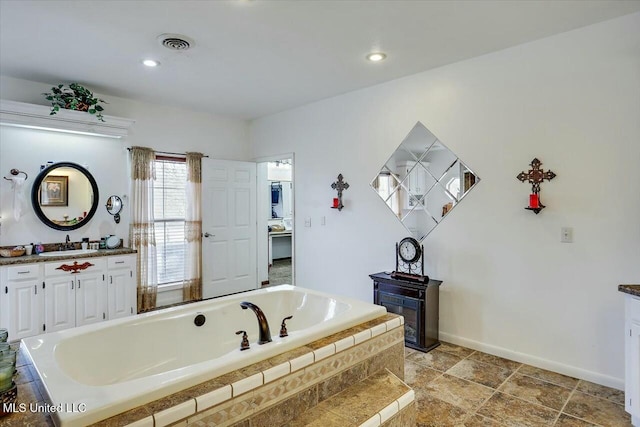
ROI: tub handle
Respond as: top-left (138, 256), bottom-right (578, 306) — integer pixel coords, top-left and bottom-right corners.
top-left (236, 330), bottom-right (250, 351)
top-left (279, 316), bottom-right (293, 338)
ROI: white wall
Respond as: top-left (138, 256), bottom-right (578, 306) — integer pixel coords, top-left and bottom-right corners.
top-left (250, 13), bottom-right (640, 388)
top-left (0, 75), bottom-right (251, 246)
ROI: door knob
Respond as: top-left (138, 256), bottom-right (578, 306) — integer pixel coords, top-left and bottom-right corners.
top-left (204, 232), bottom-right (214, 238)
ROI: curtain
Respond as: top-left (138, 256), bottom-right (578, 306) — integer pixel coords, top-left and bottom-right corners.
top-left (183, 152), bottom-right (203, 302)
top-left (129, 146), bottom-right (158, 313)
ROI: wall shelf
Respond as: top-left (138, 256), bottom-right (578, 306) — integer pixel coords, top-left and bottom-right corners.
top-left (0, 100), bottom-right (135, 139)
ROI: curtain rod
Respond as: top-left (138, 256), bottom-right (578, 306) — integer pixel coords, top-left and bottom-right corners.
top-left (126, 147), bottom-right (209, 158)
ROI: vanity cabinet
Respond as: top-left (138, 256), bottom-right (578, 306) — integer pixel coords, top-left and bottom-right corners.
top-left (0, 253), bottom-right (137, 340)
top-left (1, 264), bottom-right (44, 340)
top-left (44, 258), bottom-right (107, 332)
top-left (625, 294), bottom-right (640, 426)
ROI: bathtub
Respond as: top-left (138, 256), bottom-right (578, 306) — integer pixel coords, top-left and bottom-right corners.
top-left (22, 285), bottom-right (387, 426)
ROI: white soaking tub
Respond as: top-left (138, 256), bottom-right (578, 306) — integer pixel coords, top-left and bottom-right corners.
top-left (22, 285), bottom-right (386, 426)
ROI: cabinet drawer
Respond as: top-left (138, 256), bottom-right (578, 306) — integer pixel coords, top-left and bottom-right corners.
top-left (7, 264), bottom-right (40, 280)
top-left (108, 256), bottom-right (134, 270)
top-left (45, 258), bottom-right (106, 276)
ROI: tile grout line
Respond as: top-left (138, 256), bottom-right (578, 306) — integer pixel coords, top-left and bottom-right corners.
top-left (552, 377), bottom-right (580, 426)
top-left (468, 361), bottom-right (523, 425)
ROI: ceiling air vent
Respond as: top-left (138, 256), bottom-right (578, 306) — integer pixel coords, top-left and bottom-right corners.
top-left (157, 33), bottom-right (194, 51)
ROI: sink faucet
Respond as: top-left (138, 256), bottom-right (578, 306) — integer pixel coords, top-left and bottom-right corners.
top-left (65, 234), bottom-right (74, 250)
top-left (240, 302), bottom-right (272, 344)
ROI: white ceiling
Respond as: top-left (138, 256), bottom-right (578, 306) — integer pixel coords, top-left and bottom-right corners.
top-left (1, 1), bottom-right (639, 120)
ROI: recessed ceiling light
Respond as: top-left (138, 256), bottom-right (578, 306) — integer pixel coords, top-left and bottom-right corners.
top-left (366, 52), bottom-right (387, 62)
top-left (142, 59), bottom-right (160, 67)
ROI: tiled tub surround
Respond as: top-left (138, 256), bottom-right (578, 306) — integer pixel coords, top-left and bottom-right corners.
top-left (22, 285), bottom-right (388, 426)
top-left (8, 313), bottom-right (407, 426)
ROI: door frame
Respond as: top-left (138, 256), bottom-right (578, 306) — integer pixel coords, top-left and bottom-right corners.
top-left (255, 152), bottom-right (295, 287)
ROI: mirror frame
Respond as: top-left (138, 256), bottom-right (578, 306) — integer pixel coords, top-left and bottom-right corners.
top-left (31, 161), bottom-right (99, 231)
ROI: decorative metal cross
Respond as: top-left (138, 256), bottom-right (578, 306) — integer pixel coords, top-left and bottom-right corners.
top-left (331, 174), bottom-right (349, 211)
top-left (516, 158), bottom-right (556, 194)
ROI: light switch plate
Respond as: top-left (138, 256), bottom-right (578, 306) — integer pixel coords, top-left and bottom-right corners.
top-left (561, 227), bottom-right (573, 243)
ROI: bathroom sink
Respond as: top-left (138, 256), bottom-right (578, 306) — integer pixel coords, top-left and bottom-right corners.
top-left (38, 249), bottom-right (98, 257)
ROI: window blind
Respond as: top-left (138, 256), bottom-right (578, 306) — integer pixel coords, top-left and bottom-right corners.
top-left (154, 159), bottom-right (187, 285)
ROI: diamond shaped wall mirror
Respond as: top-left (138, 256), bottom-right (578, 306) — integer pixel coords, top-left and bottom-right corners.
top-left (371, 122), bottom-right (480, 241)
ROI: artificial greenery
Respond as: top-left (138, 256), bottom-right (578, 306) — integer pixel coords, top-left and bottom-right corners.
top-left (43, 83), bottom-right (107, 122)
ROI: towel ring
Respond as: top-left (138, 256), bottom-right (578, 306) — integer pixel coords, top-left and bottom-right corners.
top-left (3, 169), bottom-right (28, 181)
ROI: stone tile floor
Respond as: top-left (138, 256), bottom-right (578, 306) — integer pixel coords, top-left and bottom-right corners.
top-left (406, 343), bottom-right (631, 427)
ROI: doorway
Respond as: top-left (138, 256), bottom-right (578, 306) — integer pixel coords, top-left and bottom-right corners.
top-left (257, 156), bottom-right (294, 287)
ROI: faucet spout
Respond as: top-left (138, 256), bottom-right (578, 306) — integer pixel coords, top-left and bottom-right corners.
top-left (240, 301), bottom-right (272, 344)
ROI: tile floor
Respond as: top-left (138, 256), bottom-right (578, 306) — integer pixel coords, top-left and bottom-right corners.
top-left (406, 342), bottom-right (631, 427)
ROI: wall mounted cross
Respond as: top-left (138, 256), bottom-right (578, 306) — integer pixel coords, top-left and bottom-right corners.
top-left (331, 173), bottom-right (349, 211)
top-left (517, 158), bottom-right (556, 194)
top-left (516, 158), bottom-right (556, 214)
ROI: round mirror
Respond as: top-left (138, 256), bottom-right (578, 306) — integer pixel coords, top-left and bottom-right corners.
top-left (31, 162), bottom-right (99, 231)
top-left (105, 195), bottom-right (123, 224)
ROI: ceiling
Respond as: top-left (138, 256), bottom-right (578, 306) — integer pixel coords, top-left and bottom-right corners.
top-left (1, 1), bottom-right (639, 120)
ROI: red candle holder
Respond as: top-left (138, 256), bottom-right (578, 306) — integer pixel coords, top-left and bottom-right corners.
top-left (529, 194), bottom-right (539, 209)
top-left (332, 198), bottom-right (339, 208)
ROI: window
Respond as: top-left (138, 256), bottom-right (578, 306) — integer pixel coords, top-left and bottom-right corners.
top-left (153, 158), bottom-right (187, 286)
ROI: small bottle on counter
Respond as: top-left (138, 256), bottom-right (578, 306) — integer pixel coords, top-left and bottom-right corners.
top-left (99, 238), bottom-right (106, 249)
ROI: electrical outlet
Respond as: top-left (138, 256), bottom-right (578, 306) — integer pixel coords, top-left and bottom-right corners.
top-left (561, 227), bottom-right (573, 243)
top-left (321, 216), bottom-right (326, 226)
top-left (304, 217), bottom-right (311, 227)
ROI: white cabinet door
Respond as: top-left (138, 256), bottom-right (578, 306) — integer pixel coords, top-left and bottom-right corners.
top-left (108, 268), bottom-right (134, 319)
top-left (75, 272), bottom-right (107, 326)
top-left (45, 276), bottom-right (76, 333)
top-left (626, 296), bottom-right (640, 422)
top-left (7, 279), bottom-right (43, 340)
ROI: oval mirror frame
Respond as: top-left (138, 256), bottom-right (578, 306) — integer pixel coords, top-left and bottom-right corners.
top-left (31, 162), bottom-right (99, 231)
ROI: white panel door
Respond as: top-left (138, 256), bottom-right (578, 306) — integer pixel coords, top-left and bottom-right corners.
top-left (75, 272), bottom-right (107, 326)
top-left (45, 276), bottom-right (76, 332)
top-left (108, 269), bottom-right (134, 319)
top-left (7, 280), bottom-right (43, 340)
top-left (202, 159), bottom-right (257, 298)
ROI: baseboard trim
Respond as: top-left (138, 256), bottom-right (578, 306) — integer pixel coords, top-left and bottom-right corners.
top-left (439, 332), bottom-right (624, 390)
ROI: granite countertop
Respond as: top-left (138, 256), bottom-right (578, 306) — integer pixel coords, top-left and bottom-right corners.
top-left (0, 247), bottom-right (136, 266)
top-left (619, 284), bottom-right (640, 297)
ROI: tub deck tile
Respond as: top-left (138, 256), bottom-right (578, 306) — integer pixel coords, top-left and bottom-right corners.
top-left (262, 361), bottom-right (291, 383)
top-left (92, 405), bottom-right (152, 427)
top-left (195, 384), bottom-right (233, 412)
top-left (153, 399), bottom-right (196, 427)
top-left (232, 373), bottom-right (264, 397)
